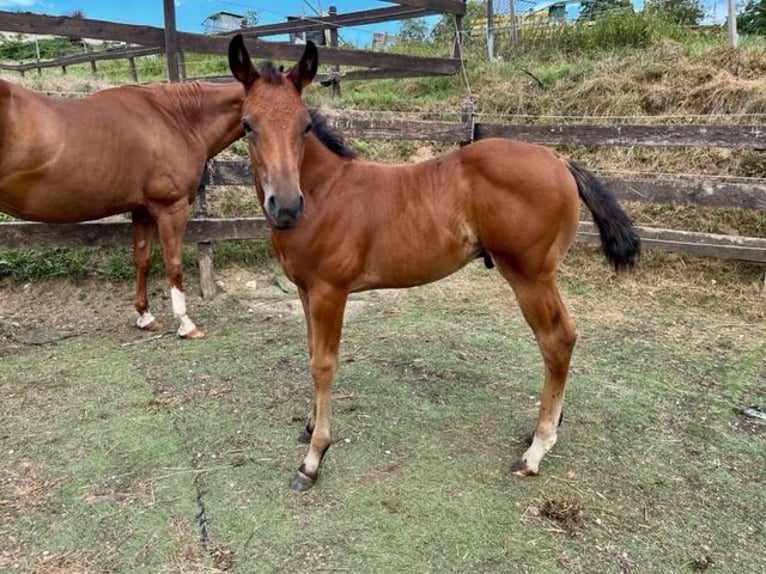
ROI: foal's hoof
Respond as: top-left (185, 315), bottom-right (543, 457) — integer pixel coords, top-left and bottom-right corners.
top-left (511, 458), bottom-right (539, 477)
top-left (180, 328), bottom-right (205, 339)
top-left (290, 470), bottom-right (316, 492)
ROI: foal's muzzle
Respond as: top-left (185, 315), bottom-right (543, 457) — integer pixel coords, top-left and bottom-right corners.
top-left (265, 192), bottom-right (305, 229)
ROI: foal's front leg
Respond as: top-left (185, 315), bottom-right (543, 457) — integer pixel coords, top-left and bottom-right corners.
top-left (291, 286), bottom-right (348, 492)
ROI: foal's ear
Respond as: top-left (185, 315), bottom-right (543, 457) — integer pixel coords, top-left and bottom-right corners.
top-left (287, 41), bottom-right (318, 93)
top-left (228, 34), bottom-right (259, 88)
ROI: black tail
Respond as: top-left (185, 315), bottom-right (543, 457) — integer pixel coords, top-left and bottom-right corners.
top-left (567, 161), bottom-right (640, 271)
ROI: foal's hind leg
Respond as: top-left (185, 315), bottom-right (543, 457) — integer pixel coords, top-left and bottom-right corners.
top-left (499, 267), bottom-right (577, 475)
top-left (131, 211), bottom-right (162, 332)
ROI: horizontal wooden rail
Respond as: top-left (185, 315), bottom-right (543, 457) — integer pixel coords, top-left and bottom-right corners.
top-left (0, 46), bottom-right (162, 73)
top-left (237, 5), bottom-right (434, 38)
top-left (206, 159), bottom-right (766, 213)
top-left (319, 115), bottom-right (765, 149)
top-left (474, 122), bottom-right (765, 149)
top-left (0, 11), bottom-right (460, 76)
top-left (577, 222), bottom-right (766, 263)
top-left (0, 218), bottom-right (269, 250)
top-left (2, 218), bottom-right (762, 264)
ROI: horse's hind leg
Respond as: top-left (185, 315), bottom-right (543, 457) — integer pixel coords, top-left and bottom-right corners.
top-left (131, 211), bottom-right (162, 332)
top-left (499, 266), bottom-right (577, 475)
top-left (155, 205), bottom-right (203, 339)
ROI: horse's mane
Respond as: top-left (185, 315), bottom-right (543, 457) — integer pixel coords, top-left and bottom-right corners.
top-left (309, 109), bottom-right (357, 159)
top-left (256, 61), bottom-right (283, 85)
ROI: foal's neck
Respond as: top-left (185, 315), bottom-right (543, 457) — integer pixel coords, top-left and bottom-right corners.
top-left (301, 135), bottom-right (347, 194)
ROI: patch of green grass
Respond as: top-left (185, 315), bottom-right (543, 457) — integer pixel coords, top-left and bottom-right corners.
top-left (5, 266), bottom-right (763, 572)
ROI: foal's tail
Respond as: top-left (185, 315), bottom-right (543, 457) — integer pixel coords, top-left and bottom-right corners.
top-left (567, 161), bottom-right (641, 271)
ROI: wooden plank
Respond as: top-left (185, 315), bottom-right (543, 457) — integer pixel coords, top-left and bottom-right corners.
top-left (271, 115), bottom-right (761, 149)
top-left (204, 160), bottom-right (766, 213)
top-left (237, 5), bottom-right (433, 37)
top-left (605, 178), bottom-right (766, 211)
top-left (577, 222), bottom-right (766, 263)
top-left (322, 113), bottom-right (471, 142)
top-left (0, 11), bottom-right (460, 75)
top-left (0, 46), bottom-right (161, 72)
top-left (0, 10), bottom-right (168, 46)
top-left (0, 218), bottom-right (269, 250)
top-left (474, 122), bottom-right (765, 149)
top-left (383, 0), bottom-right (466, 15)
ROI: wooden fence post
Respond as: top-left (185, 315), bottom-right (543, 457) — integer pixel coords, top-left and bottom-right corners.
top-left (329, 6), bottom-right (341, 98)
top-left (128, 56), bottom-right (138, 82)
top-left (194, 165), bottom-right (216, 299)
top-left (461, 98), bottom-right (475, 145)
top-left (162, 0), bottom-right (180, 82)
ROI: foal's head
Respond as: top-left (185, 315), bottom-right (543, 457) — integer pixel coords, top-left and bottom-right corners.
top-left (228, 34), bottom-right (318, 229)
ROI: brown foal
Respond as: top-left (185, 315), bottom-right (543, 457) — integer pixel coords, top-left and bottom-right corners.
top-left (228, 34), bottom-right (640, 490)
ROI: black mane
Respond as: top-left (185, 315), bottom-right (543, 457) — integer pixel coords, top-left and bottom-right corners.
top-left (309, 109), bottom-right (357, 159)
top-left (256, 61), bottom-right (283, 85)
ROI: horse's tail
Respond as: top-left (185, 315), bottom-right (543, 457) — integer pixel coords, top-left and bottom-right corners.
top-left (567, 161), bottom-right (640, 271)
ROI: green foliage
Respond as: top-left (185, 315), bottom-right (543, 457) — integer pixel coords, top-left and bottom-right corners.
top-left (550, 12), bottom-right (666, 54)
top-left (645, 0), bottom-right (705, 25)
top-left (579, 0), bottom-right (634, 21)
top-left (738, 0), bottom-right (766, 34)
top-left (0, 35), bottom-right (80, 61)
top-left (398, 18), bottom-right (429, 45)
top-left (0, 248), bottom-right (92, 280)
top-left (242, 9), bottom-right (259, 27)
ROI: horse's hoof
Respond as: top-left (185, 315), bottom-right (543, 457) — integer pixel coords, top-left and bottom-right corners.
top-left (511, 458), bottom-right (539, 477)
top-left (180, 328), bottom-right (205, 339)
top-left (290, 470), bottom-right (315, 492)
top-left (140, 320), bottom-right (163, 332)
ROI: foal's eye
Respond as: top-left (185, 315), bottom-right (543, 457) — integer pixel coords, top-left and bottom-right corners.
top-left (303, 122), bottom-right (312, 135)
top-left (242, 118), bottom-right (254, 135)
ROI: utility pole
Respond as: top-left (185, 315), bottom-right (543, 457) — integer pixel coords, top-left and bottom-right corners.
top-left (726, 0), bottom-right (738, 48)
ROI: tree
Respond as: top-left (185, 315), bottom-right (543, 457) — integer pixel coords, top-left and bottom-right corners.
top-left (645, 0), bottom-right (705, 26)
top-left (242, 9), bottom-right (259, 28)
top-left (398, 18), bottom-right (429, 45)
top-left (737, 0), bottom-right (766, 34)
top-left (579, 0), bottom-right (634, 21)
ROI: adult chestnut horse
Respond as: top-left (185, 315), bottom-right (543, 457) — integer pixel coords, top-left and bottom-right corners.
top-left (0, 78), bottom-right (245, 337)
top-left (228, 34), bottom-right (640, 490)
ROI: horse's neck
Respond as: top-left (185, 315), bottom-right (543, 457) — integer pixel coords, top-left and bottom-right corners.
top-left (170, 82), bottom-right (244, 160)
top-left (301, 136), bottom-right (347, 196)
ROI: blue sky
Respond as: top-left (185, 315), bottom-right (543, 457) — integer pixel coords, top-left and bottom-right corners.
top-left (0, 0), bottom-right (410, 46)
top-left (0, 0), bottom-right (732, 46)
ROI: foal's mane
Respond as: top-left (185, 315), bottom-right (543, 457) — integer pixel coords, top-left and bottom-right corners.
top-left (309, 109), bottom-right (357, 159)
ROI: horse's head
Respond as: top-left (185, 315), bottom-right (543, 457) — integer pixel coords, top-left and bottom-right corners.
top-left (228, 34), bottom-right (317, 230)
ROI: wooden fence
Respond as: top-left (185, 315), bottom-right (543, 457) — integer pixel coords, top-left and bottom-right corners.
top-left (0, 1), bottom-right (465, 82)
top-left (0, 1), bottom-right (763, 293)
top-left (1, 113), bottom-right (764, 289)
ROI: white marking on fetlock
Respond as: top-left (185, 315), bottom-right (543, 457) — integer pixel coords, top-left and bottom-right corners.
top-left (170, 287), bottom-right (198, 337)
top-left (521, 433), bottom-right (558, 474)
top-left (136, 311), bottom-right (157, 329)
